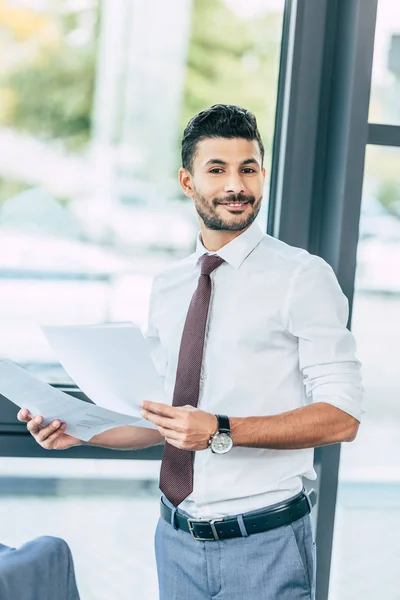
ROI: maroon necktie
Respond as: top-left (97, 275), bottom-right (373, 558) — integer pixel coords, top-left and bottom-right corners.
top-left (159, 254), bottom-right (225, 507)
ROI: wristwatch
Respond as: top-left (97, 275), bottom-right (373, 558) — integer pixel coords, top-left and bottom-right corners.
top-left (209, 414), bottom-right (233, 454)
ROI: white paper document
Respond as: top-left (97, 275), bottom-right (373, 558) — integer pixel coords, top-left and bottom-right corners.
top-left (0, 360), bottom-right (143, 442)
top-left (41, 323), bottom-right (169, 425)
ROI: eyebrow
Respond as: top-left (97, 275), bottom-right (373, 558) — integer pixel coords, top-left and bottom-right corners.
top-left (205, 158), bottom-right (260, 167)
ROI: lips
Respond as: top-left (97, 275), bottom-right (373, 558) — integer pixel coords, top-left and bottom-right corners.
top-left (219, 201), bottom-right (249, 211)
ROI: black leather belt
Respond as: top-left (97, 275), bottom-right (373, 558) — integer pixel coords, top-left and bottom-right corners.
top-left (160, 489), bottom-right (317, 541)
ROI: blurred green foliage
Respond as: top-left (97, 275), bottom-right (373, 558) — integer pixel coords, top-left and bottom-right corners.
top-left (0, 178), bottom-right (27, 206)
top-left (0, 0), bottom-right (283, 206)
top-left (6, 51), bottom-right (95, 150)
top-left (0, 0), bottom-right (281, 158)
top-left (182, 0), bottom-right (282, 163)
top-left (377, 180), bottom-right (400, 218)
top-left (367, 146), bottom-right (400, 219)
top-left (0, 0), bottom-right (398, 220)
top-left (0, 0), bottom-right (99, 151)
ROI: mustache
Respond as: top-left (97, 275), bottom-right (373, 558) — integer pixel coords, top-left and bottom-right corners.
top-left (215, 193), bottom-right (255, 205)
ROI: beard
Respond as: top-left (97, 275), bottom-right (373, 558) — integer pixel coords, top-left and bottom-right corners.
top-left (193, 190), bottom-right (263, 231)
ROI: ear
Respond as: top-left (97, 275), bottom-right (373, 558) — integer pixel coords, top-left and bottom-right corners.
top-left (179, 168), bottom-right (195, 198)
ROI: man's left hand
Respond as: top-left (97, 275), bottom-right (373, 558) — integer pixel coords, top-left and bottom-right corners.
top-left (140, 401), bottom-right (218, 450)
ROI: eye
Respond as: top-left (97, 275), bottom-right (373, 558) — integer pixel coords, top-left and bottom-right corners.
top-left (209, 168), bottom-right (224, 174)
top-left (242, 168), bottom-right (256, 173)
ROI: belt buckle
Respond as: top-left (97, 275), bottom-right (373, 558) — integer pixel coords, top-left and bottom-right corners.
top-left (187, 517), bottom-right (224, 541)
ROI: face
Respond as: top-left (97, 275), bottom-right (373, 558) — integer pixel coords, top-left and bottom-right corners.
top-left (180, 137), bottom-right (266, 232)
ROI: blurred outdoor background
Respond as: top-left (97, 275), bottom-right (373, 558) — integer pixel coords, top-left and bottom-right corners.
top-left (0, 1), bottom-right (399, 599)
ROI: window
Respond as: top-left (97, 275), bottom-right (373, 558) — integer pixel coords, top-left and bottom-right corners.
top-left (329, 145), bottom-right (400, 600)
top-left (369, 2), bottom-right (400, 125)
top-left (0, 0), bottom-right (284, 385)
top-left (0, 1), bottom-right (286, 597)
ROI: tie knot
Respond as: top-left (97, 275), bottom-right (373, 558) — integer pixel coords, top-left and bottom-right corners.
top-left (199, 254), bottom-right (225, 276)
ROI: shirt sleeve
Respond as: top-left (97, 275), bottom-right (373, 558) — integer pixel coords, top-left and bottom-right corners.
top-left (143, 276), bottom-right (168, 384)
top-left (285, 256), bottom-right (365, 422)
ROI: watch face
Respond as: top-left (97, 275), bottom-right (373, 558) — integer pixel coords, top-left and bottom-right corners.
top-left (211, 433), bottom-right (233, 454)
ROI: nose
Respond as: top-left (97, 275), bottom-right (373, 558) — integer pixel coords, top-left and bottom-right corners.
top-left (223, 173), bottom-right (246, 195)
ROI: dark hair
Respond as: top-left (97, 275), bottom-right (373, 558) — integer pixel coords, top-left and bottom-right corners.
top-left (181, 104), bottom-right (264, 173)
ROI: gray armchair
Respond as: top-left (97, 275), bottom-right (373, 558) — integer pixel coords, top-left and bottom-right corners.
top-left (0, 536), bottom-right (80, 600)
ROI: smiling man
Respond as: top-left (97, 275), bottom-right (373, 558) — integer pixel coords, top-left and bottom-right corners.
top-left (18, 104), bottom-right (364, 600)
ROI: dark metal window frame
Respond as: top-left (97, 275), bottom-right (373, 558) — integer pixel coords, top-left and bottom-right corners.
top-left (268, 1), bottom-right (383, 598)
top-left (368, 123), bottom-right (400, 146)
top-left (0, 388), bottom-right (163, 460)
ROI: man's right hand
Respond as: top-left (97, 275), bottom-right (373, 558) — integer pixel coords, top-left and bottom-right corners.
top-left (17, 408), bottom-right (82, 450)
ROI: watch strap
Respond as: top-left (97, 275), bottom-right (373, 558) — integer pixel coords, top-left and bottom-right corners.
top-left (216, 414), bottom-right (230, 434)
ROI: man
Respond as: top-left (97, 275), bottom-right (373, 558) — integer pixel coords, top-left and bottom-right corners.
top-left (18, 104), bottom-right (364, 599)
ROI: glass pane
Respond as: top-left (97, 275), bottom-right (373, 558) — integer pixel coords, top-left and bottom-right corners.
top-left (369, 1), bottom-right (400, 125)
top-left (329, 145), bottom-right (400, 599)
top-left (0, 1), bottom-right (285, 599)
top-left (0, 0), bottom-right (285, 384)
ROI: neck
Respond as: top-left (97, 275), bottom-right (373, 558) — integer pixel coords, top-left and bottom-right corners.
top-left (199, 222), bottom-right (250, 252)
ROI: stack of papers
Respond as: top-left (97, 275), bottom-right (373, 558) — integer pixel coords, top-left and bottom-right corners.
top-left (0, 323), bottom-right (169, 441)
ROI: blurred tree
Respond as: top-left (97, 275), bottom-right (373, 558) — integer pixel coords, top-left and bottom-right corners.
top-left (367, 146), bottom-right (400, 221)
top-left (180, 0), bottom-right (283, 167)
top-left (0, 0), bottom-right (99, 151)
top-left (0, 178), bottom-right (27, 206)
top-left (377, 180), bottom-right (400, 218)
top-left (6, 50), bottom-right (95, 149)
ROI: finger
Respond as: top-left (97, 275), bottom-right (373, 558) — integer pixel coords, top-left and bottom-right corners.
top-left (165, 437), bottom-right (185, 449)
top-left (140, 401), bottom-right (176, 418)
top-left (27, 416), bottom-right (60, 439)
top-left (36, 420), bottom-right (63, 443)
top-left (141, 410), bottom-right (180, 430)
top-left (40, 424), bottom-right (67, 448)
top-left (157, 426), bottom-right (180, 439)
top-left (27, 415), bottom-right (44, 435)
top-left (17, 408), bottom-right (32, 422)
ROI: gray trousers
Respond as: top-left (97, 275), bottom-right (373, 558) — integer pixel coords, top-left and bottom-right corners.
top-left (155, 495), bottom-right (316, 600)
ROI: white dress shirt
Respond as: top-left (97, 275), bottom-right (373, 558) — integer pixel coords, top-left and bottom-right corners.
top-left (145, 219), bottom-right (364, 518)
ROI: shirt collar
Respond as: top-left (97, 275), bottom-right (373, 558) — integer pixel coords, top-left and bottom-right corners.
top-left (195, 218), bottom-right (265, 270)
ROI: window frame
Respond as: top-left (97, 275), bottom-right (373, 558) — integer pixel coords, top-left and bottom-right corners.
top-left (268, 1), bottom-right (379, 598)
